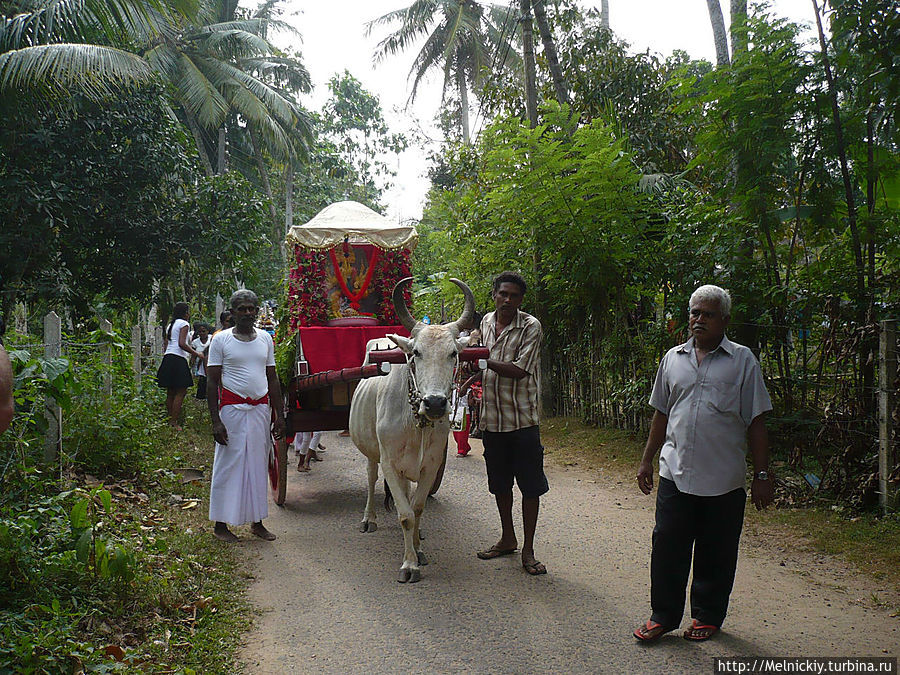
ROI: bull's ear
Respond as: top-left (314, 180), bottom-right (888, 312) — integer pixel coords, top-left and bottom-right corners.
top-left (388, 334), bottom-right (413, 353)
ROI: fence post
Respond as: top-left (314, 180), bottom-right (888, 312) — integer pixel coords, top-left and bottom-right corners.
top-left (100, 318), bottom-right (113, 406)
top-left (131, 325), bottom-right (142, 390)
top-left (216, 294), bottom-right (224, 329)
top-left (43, 311), bottom-right (62, 463)
top-left (879, 319), bottom-right (897, 515)
top-left (154, 325), bottom-right (164, 363)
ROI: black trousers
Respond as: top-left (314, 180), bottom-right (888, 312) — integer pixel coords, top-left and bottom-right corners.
top-left (650, 477), bottom-right (746, 629)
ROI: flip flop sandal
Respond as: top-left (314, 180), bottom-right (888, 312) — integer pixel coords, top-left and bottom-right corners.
top-left (522, 560), bottom-right (547, 575)
top-left (633, 620), bottom-right (675, 642)
top-left (682, 620), bottom-right (719, 641)
top-left (476, 546), bottom-right (517, 560)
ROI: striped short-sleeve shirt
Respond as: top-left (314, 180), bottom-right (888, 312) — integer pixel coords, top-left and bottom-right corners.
top-left (479, 310), bottom-right (542, 432)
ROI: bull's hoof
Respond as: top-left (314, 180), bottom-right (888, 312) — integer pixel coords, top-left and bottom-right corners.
top-left (397, 566), bottom-right (422, 583)
top-left (360, 521), bottom-right (377, 533)
top-left (417, 550), bottom-right (429, 566)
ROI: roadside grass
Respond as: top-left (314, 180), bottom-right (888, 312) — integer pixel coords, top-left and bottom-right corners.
top-left (134, 398), bottom-right (253, 673)
top-left (540, 415), bottom-right (900, 610)
top-left (0, 394), bottom-right (252, 674)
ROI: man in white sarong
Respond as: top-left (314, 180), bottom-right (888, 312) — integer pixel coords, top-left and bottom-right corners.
top-left (206, 290), bottom-right (285, 542)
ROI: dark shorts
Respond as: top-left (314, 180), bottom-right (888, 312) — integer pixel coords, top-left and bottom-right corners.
top-left (156, 353), bottom-right (193, 390)
top-left (482, 426), bottom-right (549, 498)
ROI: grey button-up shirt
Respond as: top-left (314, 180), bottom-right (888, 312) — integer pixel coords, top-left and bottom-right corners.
top-left (649, 335), bottom-right (772, 496)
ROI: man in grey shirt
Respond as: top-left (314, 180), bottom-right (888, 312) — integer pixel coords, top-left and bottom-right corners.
top-left (633, 284), bottom-right (774, 643)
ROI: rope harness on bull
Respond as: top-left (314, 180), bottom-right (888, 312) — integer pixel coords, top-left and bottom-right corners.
top-left (405, 352), bottom-right (461, 429)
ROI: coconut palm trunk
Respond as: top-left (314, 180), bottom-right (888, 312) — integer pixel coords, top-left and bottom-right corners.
top-left (532, 0), bottom-right (568, 104)
top-left (600, 0), bottom-right (609, 29)
top-left (730, 0), bottom-right (748, 58)
top-left (520, 0), bottom-right (538, 128)
top-left (706, 0), bottom-right (731, 67)
top-left (456, 64), bottom-right (471, 144)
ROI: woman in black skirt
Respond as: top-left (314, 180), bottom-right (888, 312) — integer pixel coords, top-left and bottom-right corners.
top-left (157, 302), bottom-right (205, 430)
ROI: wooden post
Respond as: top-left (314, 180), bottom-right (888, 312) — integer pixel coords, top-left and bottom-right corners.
top-left (879, 319), bottom-right (897, 515)
top-left (100, 318), bottom-right (113, 405)
top-left (153, 325), bottom-right (164, 360)
top-left (131, 325), bottom-right (142, 389)
top-left (43, 311), bottom-right (62, 463)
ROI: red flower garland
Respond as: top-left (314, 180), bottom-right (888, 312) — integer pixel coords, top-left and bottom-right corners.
top-left (373, 249), bottom-right (413, 325)
top-left (287, 246), bottom-right (329, 330)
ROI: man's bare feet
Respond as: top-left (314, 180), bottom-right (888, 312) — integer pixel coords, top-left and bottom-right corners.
top-left (213, 523), bottom-right (239, 542)
top-left (251, 522), bottom-right (276, 541)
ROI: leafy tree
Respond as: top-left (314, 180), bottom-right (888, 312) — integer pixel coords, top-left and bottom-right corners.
top-left (0, 84), bottom-right (197, 319)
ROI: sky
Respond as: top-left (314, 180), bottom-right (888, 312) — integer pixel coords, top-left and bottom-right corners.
top-left (275, 0), bottom-right (816, 223)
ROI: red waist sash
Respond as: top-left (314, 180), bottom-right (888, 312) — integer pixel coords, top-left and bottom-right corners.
top-left (219, 388), bottom-right (269, 409)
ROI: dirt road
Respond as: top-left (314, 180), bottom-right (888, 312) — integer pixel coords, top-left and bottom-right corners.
top-left (239, 433), bottom-right (898, 674)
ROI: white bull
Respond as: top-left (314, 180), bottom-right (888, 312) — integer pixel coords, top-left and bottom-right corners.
top-left (349, 277), bottom-right (475, 583)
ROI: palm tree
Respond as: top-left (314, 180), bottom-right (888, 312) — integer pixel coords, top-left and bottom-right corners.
top-left (367, 0), bottom-right (518, 144)
top-left (144, 0), bottom-right (312, 174)
top-left (1, 0), bottom-right (311, 175)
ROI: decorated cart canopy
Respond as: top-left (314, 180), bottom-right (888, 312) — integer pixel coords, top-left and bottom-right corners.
top-left (285, 201), bottom-right (416, 331)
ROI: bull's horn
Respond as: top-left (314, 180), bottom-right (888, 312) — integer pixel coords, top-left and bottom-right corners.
top-left (449, 278), bottom-right (476, 331)
top-left (392, 277), bottom-right (418, 331)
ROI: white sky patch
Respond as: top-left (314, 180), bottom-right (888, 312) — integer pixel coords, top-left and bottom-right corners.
top-left (274, 0), bottom-right (817, 223)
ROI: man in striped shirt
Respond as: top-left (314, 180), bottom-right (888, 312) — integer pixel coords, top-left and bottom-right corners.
top-left (474, 271), bottom-right (549, 576)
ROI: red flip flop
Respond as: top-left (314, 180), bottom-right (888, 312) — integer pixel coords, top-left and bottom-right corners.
top-left (682, 619), bottom-right (719, 641)
top-left (633, 620), bottom-right (674, 642)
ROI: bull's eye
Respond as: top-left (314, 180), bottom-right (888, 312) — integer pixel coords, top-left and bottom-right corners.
top-left (413, 349), bottom-right (421, 358)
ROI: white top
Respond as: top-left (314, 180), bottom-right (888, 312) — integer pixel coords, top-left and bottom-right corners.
top-left (191, 336), bottom-right (210, 376)
top-left (649, 335), bottom-right (772, 496)
top-left (164, 318), bottom-right (191, 358)
top-left (207, 328), bottom-right (275, 400)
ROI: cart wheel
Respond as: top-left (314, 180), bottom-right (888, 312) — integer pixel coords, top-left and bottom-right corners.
top-left (269, 436), bottom-right (287, 506)
top-left (429, 450), bottom-right (447, 496)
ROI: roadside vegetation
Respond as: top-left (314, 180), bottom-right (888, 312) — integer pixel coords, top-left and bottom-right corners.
top-left (0, 334), bottom-right (249, 673)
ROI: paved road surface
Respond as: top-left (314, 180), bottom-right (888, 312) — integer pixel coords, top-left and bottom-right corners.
top-left (239, 433), bottom-right (898, 674)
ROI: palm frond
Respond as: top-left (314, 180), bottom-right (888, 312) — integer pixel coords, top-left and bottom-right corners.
top-left (369, 0), bottom-right (439, 61)
top-left (240, 54), bottom-right (310, 94)
top-left (0, 42), bottom-right (153, 99)
top-left (407, 21), bottom-right (451, 101)
top-left (174, 50), bottom-right (228, 126)
top-left (0, 0), bottom-right (188, 51)
top-left (188, 26), bottom-right (271, 58)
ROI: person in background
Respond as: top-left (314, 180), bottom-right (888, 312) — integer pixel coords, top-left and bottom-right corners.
top-left (206, 290), bottom-right (284, 542)
top-left (294, 430), bottom-right (323, 472)
top-left (453, 314), bottom-right (483, 457)
top-left (190, 323), bottom-right (212, 400)
top-left (217, 311), bottom-right (234, 333)
top-left (156, 302), bottom-right (205, 430)
top-left (633, 284), bottom-right (773, 643)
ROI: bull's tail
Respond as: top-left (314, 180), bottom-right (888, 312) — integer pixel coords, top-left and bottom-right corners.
top-left (383, 479), bottom-right (394, 512)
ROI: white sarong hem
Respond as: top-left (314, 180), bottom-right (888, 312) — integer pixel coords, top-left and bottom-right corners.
top-left (208, 403), bottom-right (271, 525)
